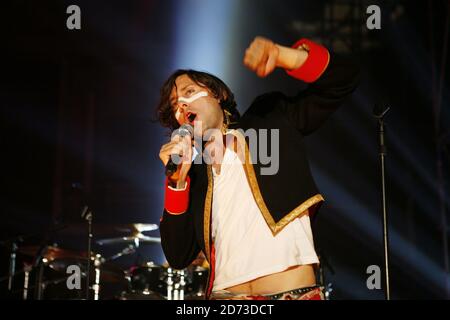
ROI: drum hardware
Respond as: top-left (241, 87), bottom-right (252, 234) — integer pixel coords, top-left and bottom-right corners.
top-left (35, 256), bottom-right (46, 300)
top-left (166, 268), bottom-right (186, 300)
top-left (92, 254), bottom-right (102, 300)
top-left (0, 243), bottom-right (84, 298)
top-left (101, 244), bottom-right (137, 264)
top-left (22, 263), bottom-right (32, 300)
top-left (2, 249), bottom-right (209, 300)
top-left (0, 224), bottom-right (70, 294)
top-left (175, 269), bottom-right (186, 300)
top-left (1, 222), bottom-right (169, 300)
top-left (90, 245), bottom-right (137, 299)
top-left (80, 205), bottom-right (93, 300)
top-left (5, 244), bottom-right (124, 299)
top-left (0, 237), bottom-right (23, 294)
top-left (7, 241), bottom-right (17, 291)
top-left (20, 250), bottom-right (86, 299)
top-left (36, 253), bottom-right (126, 300)
top-left (166, 267), bottom-right (174, 300)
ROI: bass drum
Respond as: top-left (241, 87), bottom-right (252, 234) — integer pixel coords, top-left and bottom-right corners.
top-left (120, 262), bottom-right (166, 299)
top-left (119, 262), bottom-right (209, 300)
top-left (184, 266), bottom-right (208, 300)
top-left (117, 290), bottom-right (165, 300)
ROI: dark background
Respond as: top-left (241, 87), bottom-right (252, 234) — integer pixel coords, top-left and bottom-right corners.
top-left (0, 0), bottom-right (449, 299)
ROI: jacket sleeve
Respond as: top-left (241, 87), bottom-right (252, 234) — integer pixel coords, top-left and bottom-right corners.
top-left (244, 40), bottom-right (360, 136)
top-left (282, 46), bottom-right (360, 135)
top-left (159, 176), bottom-right (201, 270)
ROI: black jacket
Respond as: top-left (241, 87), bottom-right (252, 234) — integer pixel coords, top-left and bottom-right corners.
top-left (159, 52), bottom-right (359, 282)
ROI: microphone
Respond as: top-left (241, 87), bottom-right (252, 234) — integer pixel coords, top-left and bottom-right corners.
top-left (165, 123), bottom-right (194, 177)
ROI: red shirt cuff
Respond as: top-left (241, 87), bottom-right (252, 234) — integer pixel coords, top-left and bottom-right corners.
top-left (164, 176), bottom-right (190, 215)
top-left (286, 38), bottom-right (330, 83)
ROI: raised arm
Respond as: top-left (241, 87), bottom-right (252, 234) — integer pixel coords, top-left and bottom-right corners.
top-left (244, 37), bottom-right (360, 135)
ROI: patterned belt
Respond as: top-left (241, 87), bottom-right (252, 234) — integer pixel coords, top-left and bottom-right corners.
top-left (210, 285), bottom-right (324, 300)
top-left (265, 285), bottom-right (323, 300)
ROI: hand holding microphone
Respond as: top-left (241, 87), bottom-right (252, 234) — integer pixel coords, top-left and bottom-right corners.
top-left (159, 124), bottom-right (194, 185)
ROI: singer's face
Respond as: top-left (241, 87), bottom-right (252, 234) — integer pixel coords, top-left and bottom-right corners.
top-left (170, 74), bottom-right (224, 136)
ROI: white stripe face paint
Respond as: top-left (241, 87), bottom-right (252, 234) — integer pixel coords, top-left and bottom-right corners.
top-left (175, 91), bottom-right (208, 121)
top-left (178, 91), bottom-right (208, 103)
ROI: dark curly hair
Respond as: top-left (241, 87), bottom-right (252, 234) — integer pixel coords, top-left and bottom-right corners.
top-left (156, 69), bottom-right (240, 130)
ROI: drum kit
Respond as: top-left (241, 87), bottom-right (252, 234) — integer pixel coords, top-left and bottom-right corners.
top-left (0, 223), bottom-right (208, 300)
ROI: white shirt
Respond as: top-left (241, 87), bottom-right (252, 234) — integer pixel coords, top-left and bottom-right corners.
top-left (211, 145), bottom-right (319, 291)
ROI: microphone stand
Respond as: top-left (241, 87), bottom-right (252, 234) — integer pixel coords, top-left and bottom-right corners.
top-left (32, 232), bottom-right (53, 300)
top-left (317, 248), bottom-right (335, 300)
top-left (81, 206), bottom-right (93, 300)
top-left (374, 105), bottom-right (391, 300)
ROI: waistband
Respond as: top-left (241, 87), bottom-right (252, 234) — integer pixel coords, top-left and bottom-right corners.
top-left (210, 285), bottom-right (324, 300)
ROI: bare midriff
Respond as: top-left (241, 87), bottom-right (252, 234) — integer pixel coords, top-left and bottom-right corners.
top-left (224, 264), bottom-right (316, 295)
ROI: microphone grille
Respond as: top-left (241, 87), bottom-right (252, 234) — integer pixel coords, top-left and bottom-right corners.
top-left (179, 123), bottom-right (194, 137)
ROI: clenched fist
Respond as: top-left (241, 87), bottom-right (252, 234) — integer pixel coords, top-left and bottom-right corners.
top-left (243, 36), bottom-right (309, 77)
top-left (243, 37), bottom-right (280, 78)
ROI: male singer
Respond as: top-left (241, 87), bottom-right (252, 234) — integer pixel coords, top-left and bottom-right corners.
top-left (156, 36), bottom-right (359, 300)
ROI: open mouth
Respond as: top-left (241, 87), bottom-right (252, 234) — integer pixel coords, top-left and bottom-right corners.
top-left (186, 112), bottom-right (197, 123)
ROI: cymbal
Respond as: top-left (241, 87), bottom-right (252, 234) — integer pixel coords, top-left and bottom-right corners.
top-left (115, 223), bottom-right (159, 235)
top-left (92, 223), bottom-right (160, 246)
top-left (18, 245), bottom-right (87, 261)
top-left (59, 223), bottom-right (159, 238)
top-left (96, 235), bottom-right (161, 246)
